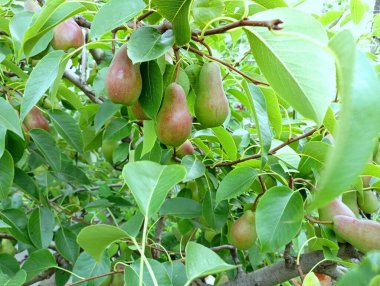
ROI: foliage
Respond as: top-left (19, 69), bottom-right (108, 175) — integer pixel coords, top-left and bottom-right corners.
top-left (0, 0), bottom-right (380, 286)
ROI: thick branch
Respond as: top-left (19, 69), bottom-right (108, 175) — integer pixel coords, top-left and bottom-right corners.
top-left (63, 70), bottom-right (103, 104)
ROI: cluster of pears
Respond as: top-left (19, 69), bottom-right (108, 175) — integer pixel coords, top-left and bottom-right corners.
top-left (318, 196), bottom-right (380, 253)
top-left (228, 210), bottom-right (257, 250)
top-left (105, 44), bottom-right (229, 149)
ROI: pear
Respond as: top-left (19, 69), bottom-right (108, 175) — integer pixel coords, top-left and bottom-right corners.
top-left (111, 273), bottom-right (124, 286)
top-left (318, 198), bottom-right (356, 222)
top-left (228, 210), bottom-right (256, 250)
top-left (102, 140), bottom-right (118, 163)
top-left (342, 191), bottom-right (360, 217)
top-left (333, 215), bottom-right (380, 253)
top-left (105, 44), bottom-right (142, 106)
top-left (176, 139), bottom-right (194, 157)
top-left (24, 107), bottom-right (50, 131)
top-left (358, 191), bottom-right (379, 214)
top-left (0, 239), bottom-right (15, 256)
top-left (51, 18), bottom-right (84, 51)
top-left (195, 62), bottom-right (229, 128)
top-left (156, 83), bottom-right (192, 147)
top-left (131, 101), bottom-right (150, 120)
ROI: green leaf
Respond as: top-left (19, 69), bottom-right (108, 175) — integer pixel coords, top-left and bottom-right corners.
top-left (13, 168), bottom-right (38, 200)
top-left (121, 212), bottom-right (144, 237)
top-left (0, 254), bottom-right (20, 276)
top-left (72, 252), bottom-right (110, 286)
top-left (128, 28), bottom-right (175, 64)
top-left (154, 0), bottom-right (192, 21)
top-left (27, 208), bottom-right (54, 249)
top-left (212, 126), bottom-right (237, 160)
top-left (91, 0), bottom-right (146, 37)
top-left (253, 0), bottom-right (287, 8)
top-left (299, 141), bottom-right (332, 176)
top-left (163, 261), bottom-right (187, 286)
top-left (0, 127), bottom-right (4, 159)
top-left (29, 129), bottom-right (61, 171)
top-left (216, 166), bottom-right (257, 205)
top-left (125, 259), bottom-right (172, 286)
top-left (0, 151), bottom-right (14, 200)
top-left (139, 61), bottom-right (164, 120)
top-left (77, 224), bottom-right (129, 262)
top-left (0, 98), bottom-right (23, 139)
top-left (260, 86), bottom-right (282, 138)
top-left (55, 227), bottom-right (80, 264)
top-left (303, 272), bottom-right (321, 286)
top-left (185, 242), bottom-right (236, 284)
top-left (103, 118), bottom-right (131, 141)
top-left (350, 0), bottom-right (366, 25)
top-left (202, 190), bottom-right (228, 230)
top-left (48, 110), bottom-right (84, 153)
top-left (310, 31), bottom-right (380, 210)
top-left (94, 101), bottom-right (120, 133)
top-left (159, 197), bottom-right (202, 218)
top-left (141, 120), bottom-right (157, 157)
top-left (192, 0), bottom-right (224, 25)
top-left (22, 249), bottom-right (57, 282)
top-left (246, 8), bottom-right (336, 124)
top-left (256, 186), bottom-right (304, 251)
top-left (0, 270), bottom-right (26, 286)
top-left (20, 51), bottom-right (64, 120)
top-left (122, 161), bottom-right (186, 217)
top-left (181, 156), bottom-right (205, 183)
top-left (0, 209), bottom-right (30, 244)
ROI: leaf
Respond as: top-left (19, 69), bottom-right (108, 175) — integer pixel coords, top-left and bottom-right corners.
top-left (20, 51), bottom-right (64, 120)
top-left (123, 161), bottom-right (186, 217)
top-left (212, 126), bottom-right (237, 160)
top-left (260, 86), bottom-right (282, 138)
top-left (253, 0), bottom-right (287, 8)
top-left (309, 31), bottom-right (380, 210)
top-left (185, 242), bottom-right (236, 284)
top-left (128, 28), bottom-right (175, 64)
top-left (139, 61), bottom-right (164, 120)
top-left (246, 8), bottom-right (336, 124)
top-left (121, 212), bottom-right (144, 237)
top-left (256, 186), bottom-right (303, 251)
top-left (55, 227), bottom-right (80, 263)
top-left (94, 101), bottom-right (120, 133)
top-left (0, 254), bottom-right (20, 276)
top-left (159, 197), bottom-right (202, 218)
top-left (202, 190), bottom-right (228, 230)
top-left (303, 272), bottom-right (321, 286)
top-left (299, 141), bottom-right (332, 176)
top-left (91, 0), bottom-right (146, 37)
top-left (216, 166), bottom-right (257, 205)
top-left (0, 270), bottom-right (27, 286)
top-left (28, 208), bottom-right (54, 249)
top-left (141, 120), bottom-right (157, 157)
top-left (154, 0), bottom-right (192, 21)
top-left (77, 225), bottom-right (129, 262)
top-left (48, 110), bottom-right (84, 153)
top-left (181, 156), bottom-right (205, 182)
top-left (22, 249), bottom-right (57, 282)
top-left (29, 129), bottom-right (61, 171)
top-left (0, 209), bottom-right (30, 244)
top-left (0, 151), bottom-right (14, 200)
top-left (192, 0), bottom-right (224, 25)
top-left (125, 259), bottom-right (172, 286)
top-left (350, 0), bottom-right (366, 25)
top-left (0, 98), bottom-right (23, 138)
top-left (163, 261), bottom-right (187, 286)
top-left (0, 126), bottom-right (5, 158)
top-left (271, 139), bottom-right (301, 168)
top-left (103, 118), bottom-right (131, 141)
top-left (72, 252), bottom-right (110, 286)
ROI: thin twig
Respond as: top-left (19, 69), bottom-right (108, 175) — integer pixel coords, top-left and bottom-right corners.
top-left (305, 215), bottom-right (332, 225)
top-left (66, 271), bottom-right (123, 286)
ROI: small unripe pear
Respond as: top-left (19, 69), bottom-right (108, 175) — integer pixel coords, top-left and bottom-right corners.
top-left (51, 18), bottom-right (84, 51)
top-left (342, 191), bottom-right (360, 217)
top-left (176, 140), bottom-right (194, 157)
top-left (0, 239), bottom-right (15, 256)
top-left (228, 210), bottom-right (256, 250)
top-left (105, 44), bottom-right (142, 106)
top-left (24, 107), bottom-right (50, 131)
top-left (333, 215), bottom-right (380, 253)
top-left (358, 191), bottom-right (379, 214)
top-left (156, 83), bottom-right (192, 147)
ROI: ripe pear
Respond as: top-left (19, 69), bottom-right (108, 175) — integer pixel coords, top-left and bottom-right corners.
top-left (102, 140), bottom-right (118, 163)
top-left (24, 107), bottom-right (50, 131)
top-left (105, 44), bottom-right (142, 106)
top-left (342, 191), bottom-right (360, 217)
top-left (51, 18), bottom-right (84, 50)
top-left (318, 198), bottom-right (356, 222)
top-left (333, 215), bottom-right (380, 253)
top-left (228, 210), bottom-right (256, 250)
top-left (176, 139), bottom-right (194, 157)
top-left (131, 101), bottom-right (150, 120)
top-left (156, 83), bottom-right (192, 147)
top-left (358, 191), bottom-right (379, 214)
top-left (195, 62), bottom-right (229, 128)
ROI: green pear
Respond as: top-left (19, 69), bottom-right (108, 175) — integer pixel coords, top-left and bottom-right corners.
top-left (342, 191), bottom-right (360, 217)
top-left (105, 43), bottom-right (142, 105)
top-left (156, 83), bottom-right (192, 146)
top-left (51, 18), bottom-right (84, 50)
top-left (333, 215), bottom-right (380, 253)
top-left (228, 210), bottom-right (256, 250)
top-left (358, 191), bottom-right (379, 214)
top-left (111, 273), bottom-right (124, 286)
top-left (24, 107), bottom-right (50, 132)
top-left (195, 62), bottom-right (229, 128)
top-left (0, 239), bottom-right (15, 256)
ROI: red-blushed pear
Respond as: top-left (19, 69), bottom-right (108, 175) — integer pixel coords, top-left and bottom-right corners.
top-left (156, 83), bottom-right (192, 147)
top-left (51, 18), bottom-right (84, 51)
top-left (24, 107), bottom-right (50, 131)
top-left (195, 62), bottom-right (229, 128)
top-left (318, 198), bottom-right (356, 222)
top-left (228, 210), bottom-right (256, 250)
top-left (333, 215), bottom-right (380, 253)
top-left (176, 139), bottom-right (194, 157)
top-left (130, 101), bottom-right (150, 120)
top-left (358, 191), bottom-right (379, 214)
top-left (105, 43), bottom-right (142, 106)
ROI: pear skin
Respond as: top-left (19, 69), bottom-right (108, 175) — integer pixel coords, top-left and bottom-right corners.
top-left (342, 191), bottom-right (360, 217)
top-left (195, 62), bottom-right (229, 128)
top-left (176, 139), bottom-right (194, 157)
top-left (318, 198), bottom-right (356, 222)
top-left (156, 83), bottom-right (192, 147)
top-left (228, 210), bottom-right (256, 250)
top-left (358, 191), bottom-right (379, 214)
top-left (24, 107), bottom-right (50, 132)
top-left (105, 44), bottom-right (142, 105)
top-left (51, 18), bottom-right (84, 50)
top-left (131, 101), bottom-right (150, 120)
top-left (333, 215), bottom-right (380, 253)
